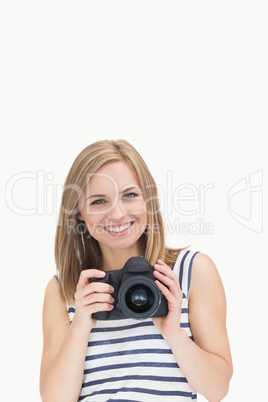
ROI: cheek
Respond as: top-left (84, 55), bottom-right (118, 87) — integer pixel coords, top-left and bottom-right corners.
top-left (138, 201), bottom-right (148, 223)
top-left (84, 220), bottom-right (107, 241)
top-left (123, 199), bottom-right (147, 216)
top-left (141, 211), bottom-right (148, 226)
top-left (134, 204), bottom-right (148, 226)
top-left (83, 213), bottom-right (105, 232)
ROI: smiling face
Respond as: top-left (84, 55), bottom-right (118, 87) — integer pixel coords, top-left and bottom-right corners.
top-left (78, 161), bottom-right (148, 261)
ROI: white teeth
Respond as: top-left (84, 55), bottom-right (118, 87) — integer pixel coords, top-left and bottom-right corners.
top-left (106, 222), bottom-right (132, 233)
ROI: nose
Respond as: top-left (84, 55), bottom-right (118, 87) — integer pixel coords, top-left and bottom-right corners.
top-left (106, 198), bottom-right (126, 221)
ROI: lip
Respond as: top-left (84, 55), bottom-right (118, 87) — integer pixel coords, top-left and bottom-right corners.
top-left (104, 221), bottom-right (135, 237)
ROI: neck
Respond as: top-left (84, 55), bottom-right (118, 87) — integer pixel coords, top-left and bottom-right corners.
top-left (100, 242), bottom-right (144, 271)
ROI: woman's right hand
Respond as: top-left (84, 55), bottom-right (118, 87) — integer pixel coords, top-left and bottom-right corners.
top-left (72, 269), bottom-right (114, 330)
top-left (40, 271), bottom-right (114, 401)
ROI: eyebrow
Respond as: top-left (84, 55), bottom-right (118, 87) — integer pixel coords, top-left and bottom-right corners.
top-left (86, 186), bottom-right (140, 200)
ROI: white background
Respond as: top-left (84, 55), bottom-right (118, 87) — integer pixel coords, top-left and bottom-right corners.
top-left (1, 1), bottom-right (267, 401)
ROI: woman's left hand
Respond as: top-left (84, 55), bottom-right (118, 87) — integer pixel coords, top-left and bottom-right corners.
top-left (152, 259), bottom-right (183, 337)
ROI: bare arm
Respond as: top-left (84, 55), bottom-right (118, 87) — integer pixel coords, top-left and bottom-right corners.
top-left (40, 270), bottom-right (114, 402)
top-left (153, 254), bottom-right (233, 402)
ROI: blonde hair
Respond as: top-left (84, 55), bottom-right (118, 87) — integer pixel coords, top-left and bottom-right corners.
top-left (55, 139), bottom-right (183, 303)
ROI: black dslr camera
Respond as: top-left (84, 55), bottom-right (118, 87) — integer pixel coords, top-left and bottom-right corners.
top-left (91, 256), bottom-right (168, 320)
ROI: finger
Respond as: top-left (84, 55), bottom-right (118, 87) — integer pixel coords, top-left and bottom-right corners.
top-left (84, 292), bottom-right (115, 306)
top-left (156, 259), bottom-right (170, 268)
top-left (77, 269), bottom-right (106, 290)
top-left (154, 262), bottom-right (181, 288)
top-left (81, 282), bottom-right (114, 297)
top-left (153, 270), bottom-right (181, 298)
top-left (154, 270), bottom-right (178, 290)
top-left (154, 261), bottom-right (178, 280)
top-left (87, 302), bottom-right (114, 315)
top-left (155, 279), bottom-right (174, 303)
top-left (75, 284), bottom-right (114, 304)
top-left (155, 280), bottom-right (182, 311)
top-left (156, 259), bottom-right (166, 265)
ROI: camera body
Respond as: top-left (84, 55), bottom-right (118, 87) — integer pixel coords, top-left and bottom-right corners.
top-left (91, 256), bottom-right (168, 320)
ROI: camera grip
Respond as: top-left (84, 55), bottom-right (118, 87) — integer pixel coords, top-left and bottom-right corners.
top-left (90, 274), bottom-right (115, 320)
top-left (92, 310), bottom-right (110, 320)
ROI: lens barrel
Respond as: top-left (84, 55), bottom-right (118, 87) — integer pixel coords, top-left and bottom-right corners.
top-left (118, 276), bottom-right (161, 319)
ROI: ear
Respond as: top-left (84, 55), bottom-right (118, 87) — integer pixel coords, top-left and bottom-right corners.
top-left (76, 212), bottom-right (84, 221)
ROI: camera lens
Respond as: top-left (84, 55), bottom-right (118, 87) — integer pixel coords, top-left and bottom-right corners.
top-left (125, 284), bottom-right (155, 314)
top-left (131, 289), bottom-right (148, 307)
top-left (118, 277), bottom-right (162, 319)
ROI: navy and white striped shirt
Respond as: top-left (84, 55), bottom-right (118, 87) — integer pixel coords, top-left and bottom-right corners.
top-left (67, 249), bottom-right (199, 401)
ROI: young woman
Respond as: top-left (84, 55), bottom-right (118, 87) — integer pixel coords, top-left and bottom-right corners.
top-left (40, 139), bottom-right (233, 402)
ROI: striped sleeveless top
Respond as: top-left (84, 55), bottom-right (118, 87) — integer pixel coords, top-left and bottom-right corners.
top-left (67, 249), bottom-right (199, 401)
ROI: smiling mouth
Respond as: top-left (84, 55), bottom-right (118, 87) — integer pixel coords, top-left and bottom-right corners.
top-left (104, 221), bottom-right (134, 234)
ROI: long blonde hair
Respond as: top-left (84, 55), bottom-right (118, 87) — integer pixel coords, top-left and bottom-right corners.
top-left (55, 139), bottom-right (183, 303)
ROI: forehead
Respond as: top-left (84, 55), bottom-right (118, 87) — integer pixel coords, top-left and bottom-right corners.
top-left (87, 161), bottom-right (139, 193)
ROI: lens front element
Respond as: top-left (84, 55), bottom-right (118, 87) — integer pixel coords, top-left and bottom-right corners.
top-left (118, 277), bottom-right (161, 319)
top-left (126, 285), bottom-right (153, 313)
top-left (131, 288), bottom-right (148, 307)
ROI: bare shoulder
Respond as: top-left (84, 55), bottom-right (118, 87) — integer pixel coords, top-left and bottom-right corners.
top-left (189, 252), bottom-right (232, 368)
top-left (190, 252), bottom-right (225, 302)
top-left (41, 277), bottom-right (70, 371)
top-left (44, 276), bottom-right (61, 302)
top-left (43, 277), bottom-right (70, 320)
top-left (189, 252), bottom-right (227, 319)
